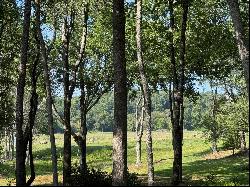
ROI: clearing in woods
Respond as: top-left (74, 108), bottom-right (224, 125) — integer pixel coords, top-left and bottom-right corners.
top-left (0, 131), bottom-right (249, 186)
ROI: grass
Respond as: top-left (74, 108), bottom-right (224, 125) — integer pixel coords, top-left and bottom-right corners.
top-left (0, 130), bottom-right (249, 186)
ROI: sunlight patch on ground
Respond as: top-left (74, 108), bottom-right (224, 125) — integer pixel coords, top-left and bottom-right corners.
top-left (204, 149), bottom-right (240, 160)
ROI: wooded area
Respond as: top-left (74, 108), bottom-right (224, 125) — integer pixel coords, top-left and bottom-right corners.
top-left (0, 0), bottom-right (249, 186)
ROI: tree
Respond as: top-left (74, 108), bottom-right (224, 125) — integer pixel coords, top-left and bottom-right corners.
top-left (219, 73), bottom-right (248, 152)
top-left (15, 0), bottom-right (32, 185)
top-left (198, 86), bottom-right (224, 153)
top-left (168, 0), bottom-right (189, 185)
top-left (34, 0), bottom-right (58, 185)
top-left (0, 0), bottom-right (20, 162)
top-left (226, 0), bottom-right (249, 97)
top-left (112, 0), bottom-right (127, 185)
top-left (136, 0), bottom-right (154, 185)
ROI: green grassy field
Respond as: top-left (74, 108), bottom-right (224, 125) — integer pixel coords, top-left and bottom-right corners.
top-left (0, 131), bottom-right (249, 186)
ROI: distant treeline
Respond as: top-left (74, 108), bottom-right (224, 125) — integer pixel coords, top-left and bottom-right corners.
top-left (34, 90), bottom-right (217, 133)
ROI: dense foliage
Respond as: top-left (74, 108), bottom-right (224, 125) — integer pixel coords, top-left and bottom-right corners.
top-left (0, 0), bottom-right (249, 186)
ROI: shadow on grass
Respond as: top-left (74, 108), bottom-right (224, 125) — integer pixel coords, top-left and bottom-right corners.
top-left (0, 161), bottom-right (15, 178)
top-left (0, 145), bottom-right (113, 179)
top-left (154, 150), bottom-right (249, 186)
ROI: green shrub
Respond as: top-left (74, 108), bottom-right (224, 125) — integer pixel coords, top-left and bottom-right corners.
top-left (71, 165), bottom-right (112, 186)
top-left (127, 172), bottom-right (142, 186)
top-left (71, 165), bottom-right (141, 186)
top-left (204, 172), bottom-right (219, 186)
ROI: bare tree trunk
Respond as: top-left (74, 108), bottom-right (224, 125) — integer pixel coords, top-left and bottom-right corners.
top-left (169, 1), bottom-right (181, 184)
top-left (112, 0), bottom-right (127, 186)
top-left (211, 87), bottom-right (218, 153)
top-left (4, 129), bottom-right (8, 160)
top-left (34, 0), bottom-right (58, 185)
top-left (8, 130), bottom-right (11, 160)
top-left (61, 14), bottom-right (72, 186)
top-left (227, 0), bottom-right (249, 97)
top-left (11, 128), bottom-right (14, 160)
top-left (136, 0), bottom-right (154, 185)
top-left (169, 0), bottom-right (189, 185)
top-left (75, 2), bottom-right (89, 171)
top-left (26, 135), bottom-right (35, 186)
top-left (79, 68), bottom-right (87, 171)
top-left (135, 96), bottom-right (143, 166)
top-left (15, 0), bottom-right (32, 185)
top-left (25, 43), bottom-right (39, 185)
top-left (240, 130), bottom-right (246, 151)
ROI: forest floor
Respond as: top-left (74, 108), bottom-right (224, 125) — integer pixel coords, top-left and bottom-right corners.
top-left (0, 131), bottom-right (249, 186)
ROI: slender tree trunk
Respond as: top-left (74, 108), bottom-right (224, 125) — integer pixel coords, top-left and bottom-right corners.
top-left (75, 2), bottom-right (89, 171)
top-left (15, 0), bottom-right (32, 185)
top-left (136, 0), bottom-right (154, 185)
top-left (25, 44), bottom-right (39, 185)
top-left (34, 0), bottom-right (58, 185)
top-left (26, 135), bottom-right (35, 186)
top-left (211, 140), bottom-right (218, 153)
top-left (212, 87), bottom-right (218, 153)
top-left (112, 0), bottom-right (127, 186)
top-left (169, 0), bottom-right (189, 185)
top-left (135, 96), bottom-right (143, 166)
top-left (169, 1), bottom-right (181, 183)
top-left (240, 130), bottom-right (246, 151)
top-left (79, 71), bottom-right (87, 170)
top-left (11, 128), bottom-right (14, 160)
top-left (4, 129), bottom-right (8, 160)
top-left (227, 0), bottom-right (249, 97)
top-left (61, 15), bottom-right (72, 186)
top-left (8, 130), bottom-right (11, 160)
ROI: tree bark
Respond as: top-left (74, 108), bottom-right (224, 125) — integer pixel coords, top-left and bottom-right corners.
top-left (34, 0), bottom-right (59, 185)
top-left (112, 0), bottom-right (127, 186)
top-left (169, 0), bottom-right (189, 185)
top-left (136, 0), bottom-right (154, 185)
top-left (26, 135), bottom-right (35, 186)
top-left (240, 130), bottom-right (246, 151)
top-left (25, 39), bottom-right (40, 185)
top-left (227, 0), bottom-right (249, 97)
top-left (78, 67), bottom-right (87, 171)
top-left (15, 0), bottom-right (32, 185)
top-left (135, 96), bottom-right (143, 166)
top-left (11, 128), bottom-right (15, 160)
top-left (211, 87), bottom-right (218, 153)
top-left (61, 14), bottom-right (72, 186)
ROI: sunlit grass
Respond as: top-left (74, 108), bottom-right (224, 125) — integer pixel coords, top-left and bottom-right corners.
top-left (0, 131), bottom-right (248, 186)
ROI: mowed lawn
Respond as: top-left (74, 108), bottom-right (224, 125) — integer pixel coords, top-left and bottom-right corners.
top-left (0, 131), bottom-right (249, 186)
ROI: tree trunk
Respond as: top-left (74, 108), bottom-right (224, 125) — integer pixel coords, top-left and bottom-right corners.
top-left (62, 15), bottom-right (72, 186)
top-left (79, 71), bottom-right (87, 171)
top-left (25, 44), bottom-right (39, 185)
top-left (112, 0), bottom-right (127, 186)
top-left (75, 2), bottom-right (89, 171)
top-left (169, 0), bottom-right (180, 185)
top-left (212, 87), bottom-right (218, 153)
top-left (136, 0), bottom-right (154, 185)
top-left (135, 96), bottom-right (143, 166)
top-left (4, 129), bottom-right (8, 160)
top-left (11, 128), bottom-right (14, 160)
top-left (169, 0), bottom-right (189, 185)
top-left (240, 130), bottom-right (246, 151)
top-left (211, 139), bottom-right (218, 154)
top-left (15, 0), bottom-right (32, 185)
top-left (26, 135), bottom-right (35, 186)
top-left (227, 0), bottom-right (249, 97)
top-left (34, 0), bottom-right (58, 185)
